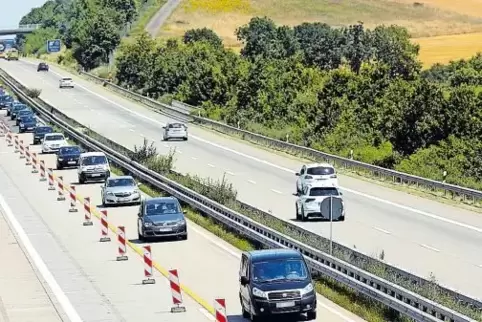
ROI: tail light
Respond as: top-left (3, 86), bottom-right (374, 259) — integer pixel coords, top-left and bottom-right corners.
top-left (305, 198), bottom-right (316, 203)
top-left (305, 175), bottom-right (313, 179)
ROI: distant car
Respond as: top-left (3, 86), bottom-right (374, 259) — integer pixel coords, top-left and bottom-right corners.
top-left (59, 77), bottom-right (74, 88)
top-left (33, 126), bottom-right (53, 144)
top-left (41, 133), bottom-right (68, 154)
top-left (56, 145), bottom-right (81, 169)
top-left (0, 95), bottom-right (13, 109)
top-left (15, 109), bottom-right (33, 125)
top-left (101, 176), bottom-right (142, 206)
top-left (18, 115), bottom-right (37, 133)
top-left (295, 163), bottom-right (338, 195)
top-left (295, 182), bottom-right (344, 222)
top-left (137, 197), bottom-right (187, 241)
top-left (77, 151), bottom-right (111, 184)
top-left (37, 62), bottom-right (49, 72)
top-left (162, 122), bottom-right (188, 141)
top-left (5, 101), bottom-right (21, 116)
top-left (10, 104), bottom-right (28, 120)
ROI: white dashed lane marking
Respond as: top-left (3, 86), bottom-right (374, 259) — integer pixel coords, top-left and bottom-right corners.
top-left (373, 226), bottom-right (391, 235)
top-left (248, 180), bottom-right (256, 184)
top-left (419, 244), bottom-right (440, 252)
top-left (207, 164), bottom-right (215, 168)
top-left (271, 189), bottom-right (282, 194)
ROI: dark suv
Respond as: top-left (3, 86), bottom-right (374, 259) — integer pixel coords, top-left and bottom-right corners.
top-left (37, 62), bottom-right (49, 72)
top-left (137, 197), bottom-right (187, 241)
top-left (56, 145), bottom-right (81, 169)
top-left (33, 126), bottom-right (53, 144)
top-left (239, 249), bottom-right (317, 321)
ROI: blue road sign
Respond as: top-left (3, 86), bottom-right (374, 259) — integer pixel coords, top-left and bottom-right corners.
top-left (47, 39), bottom-right (61, 53)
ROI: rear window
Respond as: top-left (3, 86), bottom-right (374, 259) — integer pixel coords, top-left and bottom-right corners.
top-left (62, 78), bottom-right (72, 81)
top-left (309, 187), bottom-right (339, 197)
top-left (36, 127), bottom-right (52, 133)
top-left (45, 134), bottom-right (64, 141)
top-left (307, 166), bottom-right (335, 175)
top-left (168, 123), bottom-right (184, 129)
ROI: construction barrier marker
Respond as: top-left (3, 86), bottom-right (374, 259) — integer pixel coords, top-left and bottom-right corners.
top-left (14, 136), bottom-right (19, 153)
top-left (56, 176), bottom-right (66, 201)
top-left (142, 245), bottom-right (156, 285)
top-left (214, 299), bottom-right (227, 322)
top-left (83, 197), bottom-right (93, 226)
top-left (116, 226), bottom-right (128, 261)
top-left (99, 210), bottom-right (111, 242)
top-left (47, 168), bottom-right (55, 190)
top-left (19, 140), bottom-right (25, 159)
top-left (0, 125), bottom-right (4, 137)
top-left (169, 269), bottom-right (186, 313)
top-left (7, 132), bottom-right (13, 146)
top-left (25, 146), bottom-right (31, 165)
top-left (69, 186), bottom-right (78, 212)
top-left (39, 160), bottom-right (46, 181)
top-left (31, 152), bottom-right (38, 173)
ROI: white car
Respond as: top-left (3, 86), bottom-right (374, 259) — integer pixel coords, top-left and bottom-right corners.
top-left (295, 182), bottom-right (345, 222)
top-left (77, 151), bottom-right (111, 184)
top-left (295, 163), bottom-right (338, 194)
top-left (41, 133), bottom-right (68, 153)
top-left (59, 77), bottom-right (74, 88)
top-left (162, 122), bottom-right (188, 141)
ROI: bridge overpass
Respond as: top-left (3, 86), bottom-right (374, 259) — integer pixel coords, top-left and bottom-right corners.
top-left (0, 24), bottom-right (42, 36)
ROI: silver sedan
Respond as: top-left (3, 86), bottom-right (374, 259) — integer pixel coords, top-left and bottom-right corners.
top-left (101, 176), bottom-right (142, 206)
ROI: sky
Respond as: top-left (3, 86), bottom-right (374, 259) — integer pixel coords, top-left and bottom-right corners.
top-left (0, 0), bottom-right (48, 28)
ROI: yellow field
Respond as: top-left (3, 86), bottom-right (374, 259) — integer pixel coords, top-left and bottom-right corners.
top-left (159, 0), bottom-right (482, 67)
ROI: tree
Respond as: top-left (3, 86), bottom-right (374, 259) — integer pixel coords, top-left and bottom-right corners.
top-left (342, 22), bottom-right (370, 74)
top-left (183, 28), bottom-right (223, 48)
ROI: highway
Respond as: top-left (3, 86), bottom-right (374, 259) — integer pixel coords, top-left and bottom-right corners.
top-left (1, 59), bottom-right (482, 298)
top-left (0, 111), bottom-right (364, 322)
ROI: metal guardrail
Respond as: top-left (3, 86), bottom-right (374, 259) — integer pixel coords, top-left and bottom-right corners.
top-left (1, 70), bottom-right (478, 322)
top-left (79, 72), bottom-right (482, 205)
top-left (17, 24), bottom-right (42, 30)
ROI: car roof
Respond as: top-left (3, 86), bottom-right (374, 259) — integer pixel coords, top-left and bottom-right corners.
top-left (36, 126), bottom-right (52, 130)
top-left (107, 175), bottom-right (134, 181)
top-left (60, 145), bottom-right (79, 149)
top-left (307, 181), bottom-right (338, 189)
top-left (61, 77), bottom-right (72, 79)
top-left (305, 163), bottom-right (334, 168)
top-left (144, 197), bottom-right (178, 205)
top-left (45, 132), bottom-right (63, 136)
top-left (245, 249), bottom-right (303, 263)
top-left (80, 151), bottom-right (105, 157)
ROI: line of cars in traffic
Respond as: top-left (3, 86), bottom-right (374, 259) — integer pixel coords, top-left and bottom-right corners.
top-left (1, 87), bottom-right (321, 321)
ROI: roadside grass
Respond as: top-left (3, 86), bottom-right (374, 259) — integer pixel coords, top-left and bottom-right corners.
top-left (159, 0), bottom-right (482, 53)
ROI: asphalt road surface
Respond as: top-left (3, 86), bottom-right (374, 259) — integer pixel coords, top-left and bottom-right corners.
top-left (1, 59), bottom-right (482, 298)
top-left (0, 112), bottom-right (364, 322)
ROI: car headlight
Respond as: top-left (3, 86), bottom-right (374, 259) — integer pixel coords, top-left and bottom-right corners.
top-left (144, 222), bottom-right (152, 228)
top-left (106, 192), bottom-right (114, 196)
top-left (58, 158), bottom-right (63, 161)
top-left (252, 287), bottom-right (267, 299)
top-left (175, 219), bottom-right (186, 226)
top-left (300, 283), bottom-right (314, 296)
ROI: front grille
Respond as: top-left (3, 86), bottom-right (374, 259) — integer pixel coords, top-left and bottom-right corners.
top-left (114, 192), bottom-right (132, 197)
top-left (268, 291), bottom-right (300, 300)
top-left (153, 221), bottom-right (178, 227)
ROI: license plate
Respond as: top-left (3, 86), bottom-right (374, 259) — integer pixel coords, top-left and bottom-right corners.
top-left (159, 227), bottom-right (172, 232)
top-left (27, 127), bottom-right (33, 130)
top-left (276, 301), bottom-right (295, 308)
top-left (118, 197), bottom-right (129, 202)
top-left (91, 173), bottom-right (101, 177)
top-left (68, 161), bottom-right (76, 164)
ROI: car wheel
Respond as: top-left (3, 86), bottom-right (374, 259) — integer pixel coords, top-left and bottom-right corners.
top-left (180, 233), bottom-right (187, 241)
top-left (57, 163), bottom-right (62, 170)
top-left (183, 137), bottom-right (188, 141)
top-left (307, 310), bottom-right (317, 320)
top-left (78, 175), bottom-right (85, 184)
top-left (138, 227), bottom-right (144, 241)
top-left (295, 204), bottom-right (300, 220)
top-left (241, 301), bottom-right (249, 318)
top-left (301, 206), bottom-right (308, 222)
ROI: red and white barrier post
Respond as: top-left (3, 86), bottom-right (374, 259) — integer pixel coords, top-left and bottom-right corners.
top-left (31, 152), bottom-right (38, 173)
top-left (214, 299), bottom-right (227, 322)
top-left (83, 197), bottom-right (93, 226)
top-left (19, 140), bottom-right (25, 159)
top-left (6, 132), bottom-right (13, 146)
top-left (69, 186), bottom-right (78, 212)
top-left (14, 135), bottom-right (19, 153)
top-left (57, 176), bottom-right (65, 201)
top-left (169, 269), bottom-right (186, 312)
top-left (25, 146), bottom-right (31, 165)
top-left (116, 226), bottom-right (128, 261)
top-left (47, 168), bottom-right (55, 190)
top-left (99, 210), bottom-right (111, 242)
top-left (39, 160), bottom-right (46, 181)
top-left (0, 125), bottom-right (4, 137)
top-left (142, 245), bottom-right (155, 285)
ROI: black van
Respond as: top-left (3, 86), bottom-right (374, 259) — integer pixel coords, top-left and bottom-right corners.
top-left (239, 249), bottom-right (317, 321)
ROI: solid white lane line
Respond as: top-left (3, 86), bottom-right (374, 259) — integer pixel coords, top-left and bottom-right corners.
top-left (419, 244), bottom-right (440, 253)
top-left (373, 227), bottom-right (391, 235)
top-left (0, 194), bottom-right (83, 322)
top-left (20, 60), bottom-right (482, 234)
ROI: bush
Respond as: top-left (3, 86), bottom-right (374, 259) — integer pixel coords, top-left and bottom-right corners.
top-left (25, 88), bottom-right (42, 98)
top-left (130, 138), bottom-right (158, 163)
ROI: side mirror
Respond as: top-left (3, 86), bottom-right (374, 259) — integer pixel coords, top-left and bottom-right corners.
top-left (240, 276), bottom-right (249, 285)
top-left (339, 192), bottom-right (343, 196)
top-left (137, 212), bottom-right (142, 218)
top-left (295, 172), bottom-right (300, 176)
top-left (162, 126), bottom-right (165, 129)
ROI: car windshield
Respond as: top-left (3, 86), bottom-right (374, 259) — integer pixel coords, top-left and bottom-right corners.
top-left (13, 105), bottom-right (27, 111)
top-left (306, 166), bottom-right (335, 175)
top-left (45, 135), bottom-right (64, 141)
top-left (18, 110), bottom-right (31, 115)
top-left (59, 146), bottom-right (80, 154)
top-left (107, 178), bottom-right (135, 187)
top-left (62, 78), bottom-right (72, 81)
top-left (35, 127), bottom-right (52, 134)
top-left (168, 123), bottom-right (184, 129)
top-left (252, 259), bottom-right (309, 282)
top-left (21, 116), bottom-right (35, 123)
top-left (309, 187), bottom-right (339, 196)
top-left (82, 155), bottom-right (107, 165)
top-left (145, 201), bottom-right (180, 216)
